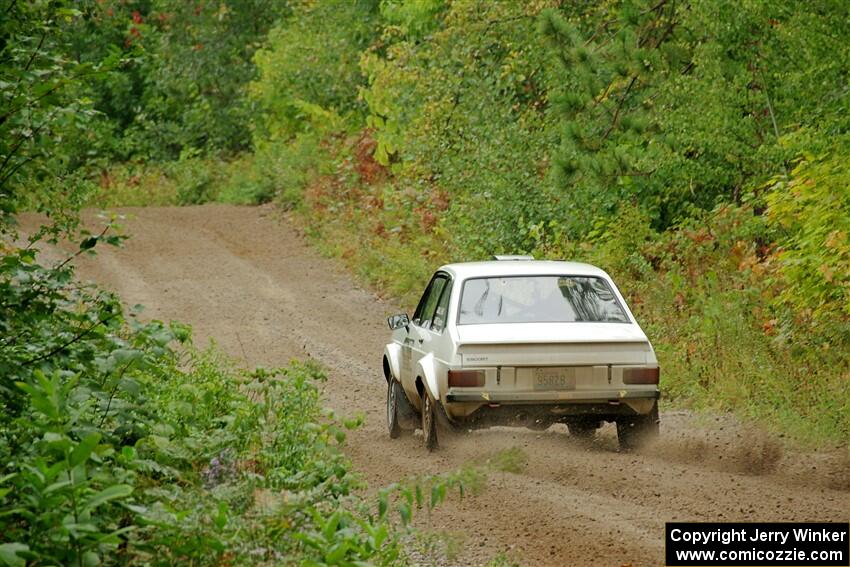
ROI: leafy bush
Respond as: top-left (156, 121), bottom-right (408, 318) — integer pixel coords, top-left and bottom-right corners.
top-left (592, 206), bottom-right (849, 442)
top-left (249, 132), bottom-right (328, 209)
top-left (250, 0), bottom-right (379, 141)
top-left (764, 147), bottom-right (850, 351)
top-left (95, 153), bottom-right (289, 208)
top-left (0, 225), bottom-right (185, 562)
top-left (81, 0), bottom-right (290, 161)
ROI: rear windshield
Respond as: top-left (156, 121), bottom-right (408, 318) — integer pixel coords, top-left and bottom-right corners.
top-left (458, 276), bottom-right (630, 325)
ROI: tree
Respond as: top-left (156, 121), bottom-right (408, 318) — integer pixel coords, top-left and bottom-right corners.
top-left (0, 1), bottom-right (118, 226)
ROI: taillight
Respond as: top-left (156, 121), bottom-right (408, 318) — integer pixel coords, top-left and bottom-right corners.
top-left (448, 370), bottom-right (485, 388)
top-left (623, 367), bottom-right (660, 384)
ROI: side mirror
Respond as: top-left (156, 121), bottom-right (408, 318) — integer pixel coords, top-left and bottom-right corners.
top-left (387, 313), bottom-right (410, 331)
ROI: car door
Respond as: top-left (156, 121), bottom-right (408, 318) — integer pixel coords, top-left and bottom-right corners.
top-left (404, 273), bottom-right (450, 389)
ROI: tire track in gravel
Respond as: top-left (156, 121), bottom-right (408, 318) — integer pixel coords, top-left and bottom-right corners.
top-left (31, 204), bottom-right (846, 567)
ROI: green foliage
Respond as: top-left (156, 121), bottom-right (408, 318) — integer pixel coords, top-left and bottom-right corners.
top-left (488, 553), bottom-right (521, 567)
top-left (1, 0), bottom-right (290, 212)
top-left (120, 0), bottom-right (291, 160)
top-left (0, 223), bottom-right (183, 561)
top-left (553, 204), bottom-right (849, 442)
top-left (94, 149), bottom-right (318, 207)
top-left (379, 0), bottom-right (446, 40)
top-left (250, 0), bottom-right (379, 141)
top-left (0, 1), bottom-right (118, 225)
top-left (542, 0), bottom-right (850, 232)
top-left (764, 146), bottom-right (850, 349)
top-left (251, 132), bottom-right (327, 208)
top-left (362, 1), bottom-right (556, 257)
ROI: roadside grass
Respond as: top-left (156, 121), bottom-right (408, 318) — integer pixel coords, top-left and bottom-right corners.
top-left (91, 133), bottom-right (329, 210)
top-left (634, 271), bottom-right (849, 445)
top-left (584, 207), bottom-right (850, 446)
top-left (92, 154), bottom-right (275, 209)
top-left (410, 530), bottom-right (466, 566)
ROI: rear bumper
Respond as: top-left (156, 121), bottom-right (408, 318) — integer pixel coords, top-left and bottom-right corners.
top-left (445, 388), bottom-right (659, 404)
top-left (443, 388), bottom-right (659, 428)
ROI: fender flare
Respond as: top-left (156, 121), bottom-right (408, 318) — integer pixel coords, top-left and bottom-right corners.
top-left (383, 343), bottom-right (402, 382)
top-left (416, 353), bottom-right (440, 402)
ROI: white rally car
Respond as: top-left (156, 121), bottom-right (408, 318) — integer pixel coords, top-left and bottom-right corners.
top-left (383, 257), bottom-right (660, 451)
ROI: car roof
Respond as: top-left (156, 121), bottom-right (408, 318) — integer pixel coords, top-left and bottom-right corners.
top-left (438, 260), bottom-right (610, 280)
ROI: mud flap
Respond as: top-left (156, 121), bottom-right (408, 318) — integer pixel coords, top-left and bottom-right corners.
top-left (394, 381), bottom-right (419, 430)
top-left (434, 397), bottom-right (457, 433)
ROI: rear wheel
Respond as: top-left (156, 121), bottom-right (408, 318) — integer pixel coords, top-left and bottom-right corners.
top-left (616, 403), bottom-right (659, 451)
top-left (567, 419), bottom-right (600, 440)
top-left (421, 392), bottom-right (439, 451)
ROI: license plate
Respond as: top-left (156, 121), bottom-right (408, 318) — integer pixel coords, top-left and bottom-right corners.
top-left (533, 367), bottom-right (576, 390)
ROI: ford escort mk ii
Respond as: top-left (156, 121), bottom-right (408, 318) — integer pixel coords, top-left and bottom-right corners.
top-left (383, 257), bottom-right (660, 451)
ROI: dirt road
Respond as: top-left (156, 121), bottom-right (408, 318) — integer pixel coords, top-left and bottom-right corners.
top-left (60, 205), bottom-right (847, 566)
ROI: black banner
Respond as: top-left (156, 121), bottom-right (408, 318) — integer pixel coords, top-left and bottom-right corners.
top-left (666, 522), bottom-right (849, 566)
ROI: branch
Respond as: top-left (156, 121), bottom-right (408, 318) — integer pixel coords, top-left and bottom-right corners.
top-left (592, 81), bottom-right (616, 109)
top-left (23, 31), bottom-right (47, 75)
top-left (0, 67), bottom-right (106, 127)
top-left (638, 0), bottom-right (678, 49)
top-left (599, 75), bottom-right (638, 142)
top-left (583, 18), bottom-right (618, 47)
top-left (3, 30), bottom-right (48, 121)
top-left (641, 0), bottom-right (669, 16)
top-left (99, 360), bottom-right (135, 428)
top-left (758, 69), bottom-right (780, 141)
top-left (20, 312), bottom-right (118, 367)
top-left (0, 112), bottom-right (53, 180)
top-left (51, 223), bottom-right (112, 272)
top-left (603, 168), bottom-right (657, 179)
top-left (0, 154), bottom-right (35, 190)
top-left (484, 14), bottom-right (534, 31)
top-left (3, 0), bottom-right (18, 16)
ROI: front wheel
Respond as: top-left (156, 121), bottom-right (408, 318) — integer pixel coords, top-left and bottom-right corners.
top-left (421, 392), bottom-right (438, 451)
top-left (616, 403), bottom-right (659, 451)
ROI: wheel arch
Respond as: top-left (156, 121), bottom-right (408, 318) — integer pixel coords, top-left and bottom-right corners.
top-left (383, 343), bottom-right (402, 383)
top-left (415, 353), bottom-right (440, 402)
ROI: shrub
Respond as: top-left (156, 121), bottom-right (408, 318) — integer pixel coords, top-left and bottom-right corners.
top-left (764, 147), bottom-right (850, 352)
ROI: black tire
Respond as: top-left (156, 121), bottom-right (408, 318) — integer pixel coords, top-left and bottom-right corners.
top-left (387, 379), bottom-right (402, 439)
top-left (616, 403), bottom-right (660, 451)
top-left (421, 392), bottom-right (439, 451)
top-left (567, 419), bottom-right (600, 440)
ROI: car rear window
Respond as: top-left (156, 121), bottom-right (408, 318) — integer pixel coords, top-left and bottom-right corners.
top-left (458, 275), bottom-right (630, 325)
